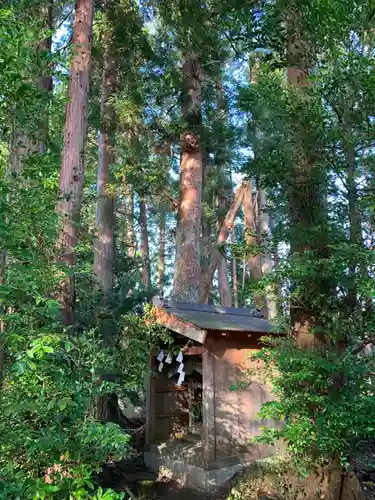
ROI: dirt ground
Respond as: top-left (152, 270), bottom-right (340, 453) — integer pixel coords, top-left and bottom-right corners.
top-left (137, 480), bottom-right (210, 499)
top-left (97, 458), bottom-right (212, 499)
top-left (98, 441), bottom-right (375, 499)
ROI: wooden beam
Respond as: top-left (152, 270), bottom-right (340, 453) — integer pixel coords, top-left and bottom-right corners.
top-left (202, 347), bottom-right (216, 466)
top-left (182, 346), bottom-right (204, 355)
top-left (152, 306), bottom-right (207, 344)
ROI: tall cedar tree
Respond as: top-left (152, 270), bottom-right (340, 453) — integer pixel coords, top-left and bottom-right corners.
top-left (173, 56), bottom-right (203, 302)
top-left (57, 0), bottom-right (94, 325)
top-left (94, 4), bottom-right (117, 344)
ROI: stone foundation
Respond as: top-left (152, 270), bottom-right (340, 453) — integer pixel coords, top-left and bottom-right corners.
top-left (144, 444), bottom-right (253, 492)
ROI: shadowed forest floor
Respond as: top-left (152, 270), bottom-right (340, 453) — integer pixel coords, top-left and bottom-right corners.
top-left (138, 481), bottom-right (210, 499)
top-left (98, 443), bottom-right (375, 499)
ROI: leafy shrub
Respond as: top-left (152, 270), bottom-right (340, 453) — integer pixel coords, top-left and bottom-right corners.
top-left (0, 328), bottom-right (131, 499)
top-left (253, 336), bottom-right (375, 470)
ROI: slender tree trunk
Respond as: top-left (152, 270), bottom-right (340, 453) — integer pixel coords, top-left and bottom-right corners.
top-left (258, 188), bottom-right (277, 319)
top-left (139, 195), bottom-right (151, 292)
top-left (232, 232), bottom-right (239, 308)
top-left (218, 253), bottom-right (231, 306)
top-left (249, 62), bottom-right (277, 318)
top-left (39, 0), bottom-right (53, 153)
top-left (201, 218), bottom-right (212, 304)
top-left (127, 186), bottom-right (135, 258)
top-left (173, 55), bottom-right (203, 303)
top-left (0, 248), bottom-right (6, 385)
top-left (93, 20), bottom-right (116, 344)
top-left (120, 179), bottom-right (135, 258)
top-left (158, 210), bottom-right (166, 296)
top-left (56, 0), bottom-right (94, 325)
top-left (216, 81), bottom-right (232, 307)
top-left (217, 187), bottom-right (232, 307)
top-left (344, 122), bottom-right (361, 312)
top-left (243, 180), bottom-right (263, 310)
top-left (200, 182), bottom-right (246, 303)
top-left (12, 2), bottom-right (53, 170)
top-left (200, 152), bottom-right (213, 304)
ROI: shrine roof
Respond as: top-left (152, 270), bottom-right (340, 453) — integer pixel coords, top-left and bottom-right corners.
top-left (152, 298), bottom-right (273, 338)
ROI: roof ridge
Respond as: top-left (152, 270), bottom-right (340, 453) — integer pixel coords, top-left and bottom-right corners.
top-left (152, 298), bottom-right (265, 319)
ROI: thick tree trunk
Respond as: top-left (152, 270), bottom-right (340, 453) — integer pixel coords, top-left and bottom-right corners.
top-left (200, 182), bottom-right (246, 303)
top-left (93, 23), bottom-right (116, 344)
top-left (287, 9), bottom-right (328, 348)
top-left (139, 195), bottom-right (151, 292)
top-left (56, 0), bottom-right (94, 325)
top-left (158, 210), bottom-right (166, 296)
top-left (173, 55), bottom-right (203, 303)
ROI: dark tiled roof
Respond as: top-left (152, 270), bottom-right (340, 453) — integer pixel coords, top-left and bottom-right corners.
top-left (153, 299), bottom-right (272, 333)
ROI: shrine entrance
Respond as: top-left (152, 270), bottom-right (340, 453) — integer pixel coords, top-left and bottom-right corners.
top-left (147, 347), bottom-right (203, 448)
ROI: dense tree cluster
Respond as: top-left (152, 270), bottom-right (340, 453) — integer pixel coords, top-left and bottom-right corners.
top-left (1, 0), bottom-right (375, 498)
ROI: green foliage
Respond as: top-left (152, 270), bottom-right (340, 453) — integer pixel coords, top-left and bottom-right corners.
top-left (227, 456), bottom-right (300, 500)
top-left (4, 0), bottom-right (375, 495)
top-left (253, 337), bottom-right (375, 468)
top-left (0, 321), bottom-right (132, 498)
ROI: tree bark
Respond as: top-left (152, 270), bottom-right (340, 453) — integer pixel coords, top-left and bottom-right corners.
top-left (158, 210), bottom-right (166, 296)
top-left (258, 188), bottom-right (277, 319)
top-left (243, 180), bottom-right (263, 310)
top-left (201, 217), bottom-right (212, 304)
top-left (173, 55), bottom-right (203, 303)
top-left (216, 80), bottom-right (232, 307)
top-left (200, 181), bottom-right (246, 303)
top-left (200, 151), bottom-right (213, 304)
top-left (287, 6), bottom-right (328, 348)
top-left (249, 62), bottom-right (277, 319)
top-left (56, 0), bottom-right (94, 325)
top-left (120, 179), bottom-right (135, 258)
top-left (217, 185), bottom-right (232, 307)
top-left (139, 195), bottom-right (151, 292)
top-left (344, 122), bottom-right (361, 312)
top-left (93, 18), bottom-right (116, 344)
top-left (38, 0), bottom-right (53, 154)
top-left (232, 232), bottom-right (239, 308)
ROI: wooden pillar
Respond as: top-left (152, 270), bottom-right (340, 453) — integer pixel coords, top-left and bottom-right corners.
top-left (202, 347), bottom-right (216, 466)
top-left (145, 356), bottom-right (156, 450)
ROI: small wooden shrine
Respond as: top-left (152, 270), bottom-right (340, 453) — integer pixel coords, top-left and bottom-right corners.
top-left (144, 299), bottom-right (280, 491)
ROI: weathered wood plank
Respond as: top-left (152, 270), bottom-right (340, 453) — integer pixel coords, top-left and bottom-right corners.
top-left (202, 347), bottom-right (216, 465)
top-left (182, 345), bottom-right (205, 355)
top-left (151, 306), bottom-right (207, 343)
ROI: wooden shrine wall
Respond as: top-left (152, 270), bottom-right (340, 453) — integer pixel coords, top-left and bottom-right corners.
top-left (204, 332), bottom-right (275, 462)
